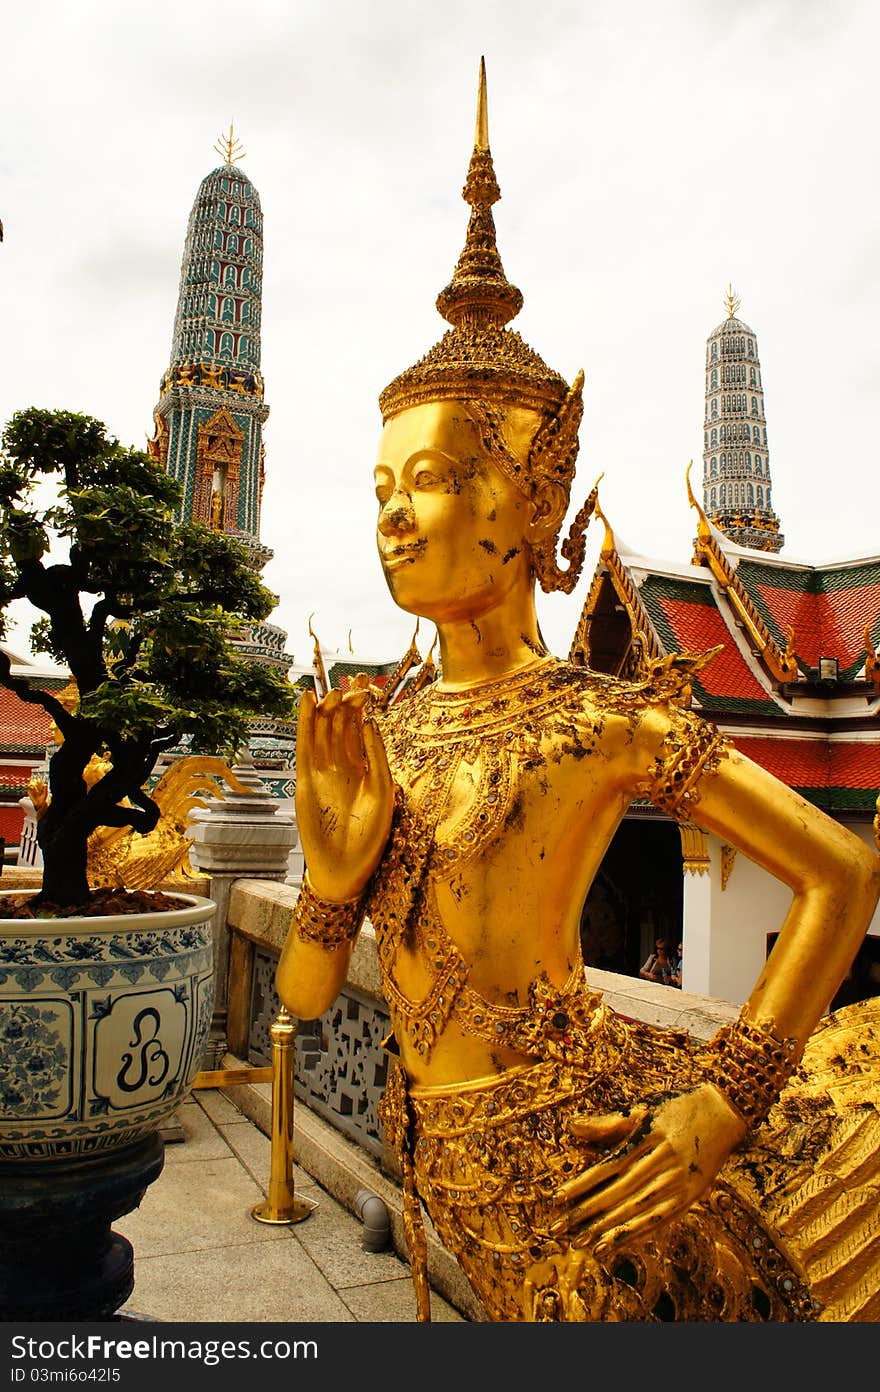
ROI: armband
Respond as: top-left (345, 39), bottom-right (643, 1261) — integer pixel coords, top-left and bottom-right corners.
top-left (703, 1010), bottom-right (802, 1126)
top-left (294, 872), bottom-right (365, 950)
top-left (647, 718), bottom-right (728, 821)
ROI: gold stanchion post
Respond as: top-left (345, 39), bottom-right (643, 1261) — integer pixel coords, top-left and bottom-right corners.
top-left (251, 1006), bottom-right (315, 1225)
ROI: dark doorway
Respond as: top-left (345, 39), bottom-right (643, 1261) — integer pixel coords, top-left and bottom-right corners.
top-left (767, 931), bottom-right (880, 1013)
top-left (580, 816), bottom-right (683, 979)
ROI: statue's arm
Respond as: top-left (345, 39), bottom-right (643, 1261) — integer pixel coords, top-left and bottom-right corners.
top-left (551, 705), bottom-right (880, 1257)
top-left (679, 738), bottom-right (880, 1041)
top-left (276, 686), bottom-right (395, 1021)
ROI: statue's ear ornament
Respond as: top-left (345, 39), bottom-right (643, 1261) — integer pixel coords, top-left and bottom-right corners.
top-left (528, 370), bottom-right (585, 495)
top-left (532, 457), bottom-right (601, 597)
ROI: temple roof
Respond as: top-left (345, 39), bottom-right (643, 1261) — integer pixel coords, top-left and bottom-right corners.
top-left (0, 646), bottom-right (69, 761)
top-left (576, 503), bottom-right (880, 813)
top-left (634, 572), bottom-right (784, 717)
top-left (733, 736), bottom-right (880, 813)
top-left (0, 687), bottom-right (54, 756)
top-left (725, 553), bottom-right (880, 681)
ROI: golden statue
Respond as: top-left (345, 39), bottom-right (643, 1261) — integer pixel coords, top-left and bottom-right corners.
top-left (210, 486), bottom-right (225, 531)
top-left (84, 755), bottom-right (251, 889)
top-left (277, 61), bottom-right (880, 1322)
top-left (29, 681), bottom-right (250, 889)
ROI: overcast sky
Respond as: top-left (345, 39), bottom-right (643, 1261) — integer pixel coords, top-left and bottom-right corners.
top-left (3, 0), bottom-right (879, 672)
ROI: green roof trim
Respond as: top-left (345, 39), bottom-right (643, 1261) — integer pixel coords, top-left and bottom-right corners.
top-left (791, 784), bottom-right (880, 814)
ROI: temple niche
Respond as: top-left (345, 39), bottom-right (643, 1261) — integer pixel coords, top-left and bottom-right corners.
top-left (149, 129), bottom-right (296, 800)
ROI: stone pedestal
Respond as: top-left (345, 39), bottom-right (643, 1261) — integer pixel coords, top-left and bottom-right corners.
top-left (188, 754), bottom-right (297, 1064)
top-left (0, 1134), bottom-right (164, 1321)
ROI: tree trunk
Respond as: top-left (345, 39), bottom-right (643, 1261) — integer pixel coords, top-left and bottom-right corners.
top-left (36, 830), bottom-right (91, 907)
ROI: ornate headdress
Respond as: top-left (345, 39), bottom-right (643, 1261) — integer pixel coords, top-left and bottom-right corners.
top-left (379, 59), bottom-right (592, 593)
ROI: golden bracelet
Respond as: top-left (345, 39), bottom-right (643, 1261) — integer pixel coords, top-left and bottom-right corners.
top-left (704, 1011), bottom-right (802, 1126)
top-left (294, 873), bottom-right (365, 950)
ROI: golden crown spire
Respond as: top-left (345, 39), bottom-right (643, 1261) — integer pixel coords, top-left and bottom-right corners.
top-left (724, 283), bottom-right (741, 318)
top-left (379, 58), bottom-right (573, 424)
top-left (214, 123), bottom-right (245, 167)
top-left (434, 57), bottom-right (522, 332)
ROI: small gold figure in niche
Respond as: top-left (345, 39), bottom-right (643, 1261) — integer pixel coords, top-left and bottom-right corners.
top-left (277, 61), bottom-right (880, 1322)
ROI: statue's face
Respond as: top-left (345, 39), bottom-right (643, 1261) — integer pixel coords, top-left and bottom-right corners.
top-left (374, 400), bottom-right (533, 622)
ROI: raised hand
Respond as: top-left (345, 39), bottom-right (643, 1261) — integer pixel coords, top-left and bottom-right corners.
top-left (295, 684), bottom-right (395, 902)
top-left (549, 1084), bottom-right (748, 1260)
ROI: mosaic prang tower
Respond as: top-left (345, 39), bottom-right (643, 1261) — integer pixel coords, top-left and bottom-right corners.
top-left (150, 127), bottom-right (295, 798)
top-left (701, 286), bottom-right (783, 553)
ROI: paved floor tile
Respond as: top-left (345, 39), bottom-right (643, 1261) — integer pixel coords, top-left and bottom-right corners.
top-left (159, 1099), bottom-right (235, 1165)
top-left (193, 1086), bottom-right (252, 1128)
top-left (118, 1155), bottom-right (293, 1257)
top-left (124, 1237), bottom-right (354, 1323)
top-left (338, 1276), bottom-right (464, 1323)
top-left (116, 1094), bottom-right (469, 1325)
top-left (288, 1188), bottom-right (414, 1290)
top-left (217, 1114), bottom-right (317, 1198)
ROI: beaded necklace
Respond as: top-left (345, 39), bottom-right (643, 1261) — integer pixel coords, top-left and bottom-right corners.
top-left (367, 654), bottom-right (727, 1061)
top-left (369, 657), bottom-right (600, 1058)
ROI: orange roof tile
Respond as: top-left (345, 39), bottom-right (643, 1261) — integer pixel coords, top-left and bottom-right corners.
top-left (732, 558), bottom-right (880, 678)
top-left (659, 596), bottom-right (770, 704)
top-left (0, 687), bottom-right (53, 750)
top-left (0, 804), bottom-right (25, 842)
top-left (733, 735), bottom-right (880, 809)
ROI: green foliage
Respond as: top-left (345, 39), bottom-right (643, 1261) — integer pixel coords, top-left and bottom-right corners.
top-left (0, 406), bottom-right (298, 902)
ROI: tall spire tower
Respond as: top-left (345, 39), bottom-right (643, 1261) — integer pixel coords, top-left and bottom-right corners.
top-left (149, 130), bottom-right (296, 795)
top-left (152, 127), bottom-right (267, 548)
top-left (701, 287), bottom-right (783, 553)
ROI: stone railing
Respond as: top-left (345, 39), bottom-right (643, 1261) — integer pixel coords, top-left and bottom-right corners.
top-left (224, 877), bottom-right (740, 1170)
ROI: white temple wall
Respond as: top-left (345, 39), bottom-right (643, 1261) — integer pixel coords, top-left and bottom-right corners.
top-left (702, 834), bottom-right (794, 1005)
top-left (687, 821), bottom-right (880, 1008)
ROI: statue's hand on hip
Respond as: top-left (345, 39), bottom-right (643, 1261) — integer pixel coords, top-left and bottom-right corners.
top-left (549, 1084), bottom-right (748, 1258)
top-left (295, 685), bottom-right (395, 902)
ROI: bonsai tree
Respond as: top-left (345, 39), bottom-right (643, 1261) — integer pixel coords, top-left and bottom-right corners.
top-left (0, 406), bottom-right (297, 910)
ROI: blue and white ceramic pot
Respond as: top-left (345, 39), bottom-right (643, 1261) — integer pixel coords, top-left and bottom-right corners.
top-left (0, 892), bottom-right (215, 1161)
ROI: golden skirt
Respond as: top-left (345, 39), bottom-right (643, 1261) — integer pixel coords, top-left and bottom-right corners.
top-left (384, 997), bottom-right (880, 1322)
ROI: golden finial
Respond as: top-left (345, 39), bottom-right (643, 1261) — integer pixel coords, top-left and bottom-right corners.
top-left (685, 459), bottom-right (698, 510)
top-left (593, 496), bottom-right (615, 562)
top-left (686, 460), bottom-right (713, 549)
top-left (724, 283), bottom-right (741, 319)
top-left (214, 123), bottom-right (245, 167)
top-left (381, 619), bottom-right (424, 707)
top-left (432, 57), bottom-right (523, 333)
top-left (410, 631), bottom-right (439, 694)
top-left (475, 55), bottom-right (489, 151)
top-left (864, 623), bottom-right (879, 687)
